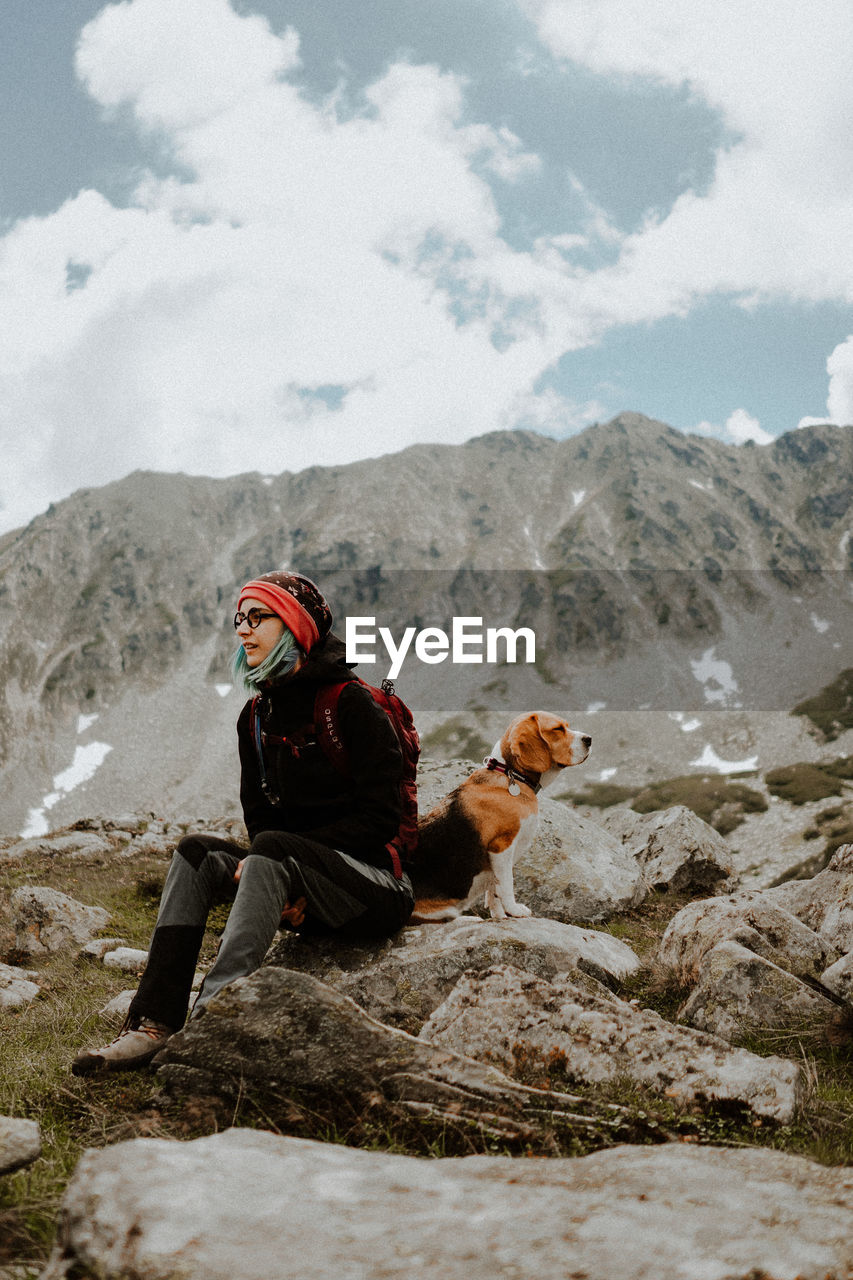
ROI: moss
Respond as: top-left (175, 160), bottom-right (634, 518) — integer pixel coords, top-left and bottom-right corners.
top-left (568, 782), bottom-right (639, 808)
top-left (421, 718), bottom-right (490, 760)
top-left (793, 668), bottom-right (853, 740)
top-left (764, 761), bottom-right (850, 805)
top-left (629, 775), bottom-right (767, 834)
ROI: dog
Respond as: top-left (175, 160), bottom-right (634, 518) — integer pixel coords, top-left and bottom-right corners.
top-left (409, 711), bottom-right (591, 922)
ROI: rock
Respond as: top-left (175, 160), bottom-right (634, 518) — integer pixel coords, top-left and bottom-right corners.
top-left (41, 1130), bottom-right (853, 1280)
top-left (420, 964), bottom-right (803, 1122)
top-left (0, 1116), bottom-right (41, 1175)
top-left (122, 833), bottom-right (176, 858)
top-left (99, 990), bottom-right (136, 1021)
top-left (0, 832), bottom-right (113, 861)
top-left (102, 947), bottom-right (149, 973)
top-left (155, 967), bottom-right (659, 1152)
top-left (0, 962), bottom-right (41, 1010)
top-left (80, 937), bottom-right (128, 960)
top-left (678, 940), bottom-right (843, 1045)
top-left (604, 804), bottom-right (735, 894)
top-left (11, 887), bottom-right (111, 956)
top-left (513, 799), bottom-right (647, 920)
top-left (268, 915), bottom-right (640, 1032)
top-left (658, 893), bottom-right (838, 985)
top-left (771, 841), bottom-right (853, 954)
top-left (819, 951), bottom-right (853, 1003)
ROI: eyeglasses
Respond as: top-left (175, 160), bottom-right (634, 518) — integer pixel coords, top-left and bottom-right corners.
top-left (233, 609), bottom-right (280, 631)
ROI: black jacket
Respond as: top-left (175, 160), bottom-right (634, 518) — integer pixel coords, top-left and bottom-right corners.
top-left (237, 633), bottom-right (403, 867)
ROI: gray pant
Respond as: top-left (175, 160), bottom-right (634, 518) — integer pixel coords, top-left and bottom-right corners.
top-left (129, 831), bottom-right (413, 1028)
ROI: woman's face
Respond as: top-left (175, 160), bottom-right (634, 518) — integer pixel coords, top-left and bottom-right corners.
top-left (236, 597), bottom-right (285, 667)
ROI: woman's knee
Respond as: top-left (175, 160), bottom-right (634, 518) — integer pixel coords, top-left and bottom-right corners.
top-left (249, 829), bottom-right (300, 862)
top-left (175, 834), bottom-right (212, 871)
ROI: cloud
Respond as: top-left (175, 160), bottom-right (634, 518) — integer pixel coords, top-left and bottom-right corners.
top-left (0, 1), bottom-right (580, 531)
top-left (520, 0), bottom-right (853, 314)
top-left (692, 409), bottom-right (773, 446)
top-left (723, 409), bottom-right (772, 446)
top-left (826, 337), bottom-right (853, 425)
top-left (1, 0), bottom-right (851, 532)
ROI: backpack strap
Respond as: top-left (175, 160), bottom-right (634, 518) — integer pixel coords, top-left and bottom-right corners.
top-left (314, 680), bottom-right (404, 879)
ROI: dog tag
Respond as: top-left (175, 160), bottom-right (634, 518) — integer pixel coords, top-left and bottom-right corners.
top-left (508, 782), bottom-right (521, 796)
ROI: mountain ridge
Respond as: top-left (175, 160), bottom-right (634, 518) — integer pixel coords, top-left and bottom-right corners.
top-left (0, 413), bottom-right (849, 832)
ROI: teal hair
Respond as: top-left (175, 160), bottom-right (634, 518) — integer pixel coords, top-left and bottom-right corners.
top-left (233, 626), bottom-right (301, 690)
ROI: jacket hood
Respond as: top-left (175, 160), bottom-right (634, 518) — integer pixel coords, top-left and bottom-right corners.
top-left (288, 630), bottom-right (356, 686)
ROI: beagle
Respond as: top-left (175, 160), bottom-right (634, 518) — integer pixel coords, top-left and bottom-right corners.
top-left (410, 711), bottom-right (591, 922)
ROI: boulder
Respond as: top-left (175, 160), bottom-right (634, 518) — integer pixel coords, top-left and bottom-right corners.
top-left (420, 964), bottom-right (802, 1122)
top-left (820, 951), bottom-right (853, 1003)
top-left (0, 1116), bottom-right (41, 1175)
top-left (41, 1130), bottom-right (853, 1280)
top-left (102, 947), bottom-right (150, 973)
top-left (0, 961), bottom-right (41, 1010)
top-left (11, 887), bottom-right (110, 956)
top-left (0, 832), bottom-right (113, 861)
top-left (268, 916), bottom-right (641, 1032)
top-left (80, 937), bottom-right (128, 960)
top-left (513, 799), bottom-right (647, 920)
top-left (99, 990), bottom-right (135, 1022)
top-left (603, 804), bottom-right (735, 894)
top-left (678, 940), bottom-right (843, 1045)
top-left (154, 967), bottom-right (659, 1153)
top-left (770, 842), bottom-right (853, 954)
top-left (658, 893), bottom-right (838, 985)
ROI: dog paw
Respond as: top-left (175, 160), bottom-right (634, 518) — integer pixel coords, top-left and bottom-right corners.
top-left (506, 903), bottom-right (532, 918)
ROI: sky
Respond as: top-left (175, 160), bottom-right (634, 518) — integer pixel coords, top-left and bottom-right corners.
top-left (1, 0), bottom-right (852, 534)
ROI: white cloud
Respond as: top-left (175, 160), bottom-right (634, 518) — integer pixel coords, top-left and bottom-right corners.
top-left (826, 336), bottom-right (853, 425)
top-left (520, 0), bottom-right (853, 316)
top-left (0, 1), bottom-right (585, 531)
top-left (724, 409), bottom-right (772, 446)
top-left (1, 0), bottom-right (852, 531)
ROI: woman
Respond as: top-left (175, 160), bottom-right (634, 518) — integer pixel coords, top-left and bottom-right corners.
top-left (73, 572), bottom-right (414, 1075)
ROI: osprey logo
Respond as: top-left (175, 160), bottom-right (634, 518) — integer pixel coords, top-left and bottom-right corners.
top-left (321, 704), bottom-right (344, 751)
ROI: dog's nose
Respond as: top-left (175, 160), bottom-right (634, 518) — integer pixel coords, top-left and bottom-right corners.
top-left (581, 735), bottom-right (592, 748)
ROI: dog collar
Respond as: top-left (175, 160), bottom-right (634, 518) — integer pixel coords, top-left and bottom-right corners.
top-left (484, 757), bottom-right (541, 795)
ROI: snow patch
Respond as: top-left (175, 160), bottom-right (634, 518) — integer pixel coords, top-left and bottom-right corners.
top-left (690, 647), bottom-right (740, 706)
top-left (572, 490), bottom-right (586, 508)
top-left (669, 712), bottom-right (702, 732)
top-left (688, 479), bottom-right (713, 493)
top-left (810, 613), bottom-right (830, 634)
top-left (597, 767), bottom-right (617, 781)
top-left (689, 744), bottom-right (758, 774)
top-left (20, 741), bottom-right (113, 838)
top-left (262, 476), bottom-right (274, 486)
top-left (585, 701), bottom-right (606, 715)
top-left (76, 713), bottom-right (99, 734)
top-left (215, 684), bottom-right (233, 698)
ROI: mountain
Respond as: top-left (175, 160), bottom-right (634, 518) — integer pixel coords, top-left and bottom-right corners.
top-left (0, 413), bottom-right (850, 834)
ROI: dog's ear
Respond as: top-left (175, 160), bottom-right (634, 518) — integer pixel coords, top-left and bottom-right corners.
top-left (503, 711), bottom-right (562, 772)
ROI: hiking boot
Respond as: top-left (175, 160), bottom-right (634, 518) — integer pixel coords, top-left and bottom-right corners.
top-left (71, 1016), bottom-right (175, 1076)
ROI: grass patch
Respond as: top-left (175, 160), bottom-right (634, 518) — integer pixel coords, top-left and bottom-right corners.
top-left (764, 759), bottom-right (852, 805)
top-left (629, 775), bottom-right (768, 834)
top-left (793, 668), bottom-right (853, 741)
top-left (567, 781), bottom-right (639, 809)
top-left (3, 837), bottom-right (853, 1269)
top-left (420, 718), bottom-right (490, 760)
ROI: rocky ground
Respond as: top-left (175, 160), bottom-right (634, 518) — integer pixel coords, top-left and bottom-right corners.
top-left (1, 750), bottom-right (853, 1280)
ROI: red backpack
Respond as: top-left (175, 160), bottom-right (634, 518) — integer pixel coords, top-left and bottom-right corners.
top-left (313, 677), bottom-right (419, 879)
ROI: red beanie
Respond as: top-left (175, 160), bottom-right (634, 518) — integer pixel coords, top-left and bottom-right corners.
top-left (238, 572), bottom-right (332, 654)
